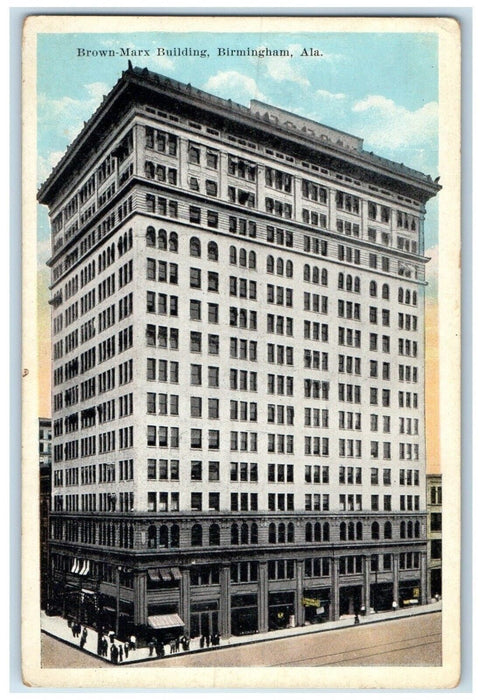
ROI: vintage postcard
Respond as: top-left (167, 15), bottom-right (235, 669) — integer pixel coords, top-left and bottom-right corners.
top-left (21, 14), bottom-right (461, 689)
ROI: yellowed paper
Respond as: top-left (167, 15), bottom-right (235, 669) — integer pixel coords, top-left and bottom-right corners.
top-left (22, 14), bottom-right (461, 689)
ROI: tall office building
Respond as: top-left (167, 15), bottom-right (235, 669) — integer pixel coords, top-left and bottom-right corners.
top-left (39, 65), bottom-right (440, 640)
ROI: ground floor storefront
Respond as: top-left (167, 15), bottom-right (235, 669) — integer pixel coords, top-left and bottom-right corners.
top-left (47, 543), bottom-right (428, 644)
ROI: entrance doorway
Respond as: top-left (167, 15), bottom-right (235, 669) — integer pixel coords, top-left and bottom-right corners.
top-left (231, 593), bottom-right (258, 636)
top-left (339, 585), bottom-right (362, 615)
top-left (190, 601), bottom-right (219, 638)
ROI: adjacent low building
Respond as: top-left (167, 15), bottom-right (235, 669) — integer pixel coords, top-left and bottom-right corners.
top-left (38, 65), bottom-right (440, 641)
top-left (426, 473), bottom-right (442, 599)
top-left (39, 417), bottom-right (52, 610)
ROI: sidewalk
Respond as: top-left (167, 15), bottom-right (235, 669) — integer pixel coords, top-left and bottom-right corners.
top-left (41, 601), bottom-right (442, 665)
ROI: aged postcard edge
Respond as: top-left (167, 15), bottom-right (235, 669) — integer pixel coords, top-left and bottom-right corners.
top-left (21, 13), bottom-right (461, 689)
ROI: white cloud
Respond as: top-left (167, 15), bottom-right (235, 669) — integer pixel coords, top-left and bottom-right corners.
top-left (352, 95), bottom-right (438, 151)
top-left (38, 151), bottom-right (64, 184)
top-left (203, 71), bottom-right (267, 103)
top-left (38, 81), bottom-right (110, 145)
top-left (316, 88), bottom-right (346, 101)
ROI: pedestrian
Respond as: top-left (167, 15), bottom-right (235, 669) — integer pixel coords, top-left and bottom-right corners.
top-left (156, 641), bottom-right (165, 658)
top-left (130, 633), bottom-right (137, 650)
top-left (200, 635), bottom-right (205, 649)
top-left (111, 644), bottom-right (118, 664)
top-left (148, 638), bottom-right (155, 657)
top-left (109, 630), bottom-right (115, 644)
top-left (205, 633), bottom-right (210, 648)
top-left (82, 627), bottom-right (88, 642)
top-left (170, 639), bottom-right (176, 654)
top-left (392, 600), bottom-right (398, 612)
top-left (124, 641), bottom-right (129, 659)
top-left (175, 637), bottom-right (180, 653)
top-left (354, 613), bottom-right (360, 625)
top-left (118, 645), bottom-right (123, 662)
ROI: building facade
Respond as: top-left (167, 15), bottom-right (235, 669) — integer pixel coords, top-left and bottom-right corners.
top-left (39, 417), bottom-right (52, 610)
top-left (39, 65), bottom-right (440, 640)
top-left (426, 474), bottom-right (442, 599)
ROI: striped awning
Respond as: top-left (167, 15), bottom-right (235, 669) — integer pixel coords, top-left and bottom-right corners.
top-left (148, 613), bottom-right (184, 629)
top-left (170, 567), bottom-right (181, 581)
top-left (159, 569), bottom-right (172, 582)
top-left (147, 569), bottom-right (161, 582)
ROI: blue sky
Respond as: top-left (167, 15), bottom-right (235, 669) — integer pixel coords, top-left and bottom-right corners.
top-left (37, 31), bottom-right (439, 269)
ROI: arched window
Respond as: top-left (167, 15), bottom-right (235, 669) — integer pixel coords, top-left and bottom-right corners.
top-left (346, 274), bottom-right (353, 292)
top-left (147, 525), bottom-right (157, 549)
top-left (251, 523), bottom-right (258, 544)
top-left (371, 522), bottom-right (380, 540)
top-left (267, 255), bottom-right (274, 273)
top-left (159, 525), bottom-right (169, 548)
top-left (276, 258), bottom-right (284, 275)
top-left (405, 290), bottom-right (411, 304)
top-left (230, 246), bottom-right (237, 265)
top-left (239, 248), bottom-right (247, 267)
top-left (323, 522), bottom-right (330, 541)
top-left (407, 521), bottom-right (413, 539)
top-left (321, 268), bottom-right (328, 286)
top-left (340, 522), bottom-right (347, 541)
top-left (304, 264), bottom-right (310, 282)
top-left (231, 523), bottom-right (239, 545)
top-left (314, 522), bottom-right (321, 542)
top-left (209, 524), bottom-right (220, 546)
top-left (118, 236), bottom-right (124, 255)
top-left (146, 226), bottom-right (155, 247)
top-left (190, 236), bottom-right (201, 257)
top-left (170, 524), bottom-right (180, 548)
top-left (356, 521), bottom-right (363, 540)
top-left (354, 277), bottom-right (360, 293)
top-left (128, 229), bottom-right (133, 249)
top-left (241, 523), bottom-right (249, 545)
top-left (278, 523), bottom-right (286, 543)
top-left (286, 260), bottom-right (293, 278)
top-left (305, 522), bottom-right (313, 542)
top-left (158, 229), bottom-right (167, 250)
top-left (400, 521), bottom-right (406, 539)
top-left (384, 522), bottom-right (392, 540)
top-left (348, 522), bottom-right (355, 540)
top-left (191, 524), bottom-right (203, 547)
top-left (208, 241), bottom-right (218, 261)
top-left (287, 522), bottom-right (295, 543)
top-left (248, 251), bottom-right (256, 269)
top-left (169, 232), bottom-right (178, 252)
top-left (398, 287), bottom-right (404, 303)
top-left (370, 281), bottom-right (377, 297)
top-left (414, 521), bottom-right (421, 538)
top-left (268, 523), bottom-right (276, 544)
top-left (129, 524), bottom-right (134, 549)
top-left (338, 272), bottom-right (344, 290)
top-left (382, 283), bottom-right (390, 300)
top-left (312, 267), bottom-right (319, 284)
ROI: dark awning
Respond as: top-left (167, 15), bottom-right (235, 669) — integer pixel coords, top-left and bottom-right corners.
top-left (148, 614), bottom-right (184, 629)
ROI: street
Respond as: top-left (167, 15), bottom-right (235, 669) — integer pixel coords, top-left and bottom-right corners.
top-left (42, 611), bottom-right (441, 668)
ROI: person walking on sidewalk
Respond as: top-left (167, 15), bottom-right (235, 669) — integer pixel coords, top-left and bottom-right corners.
top-left (118, 645), bottom-right (123, 663)
top-left (110, 644), bottom-right (118, 664)
top-left (124, 641), bottom-right (129, 659)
